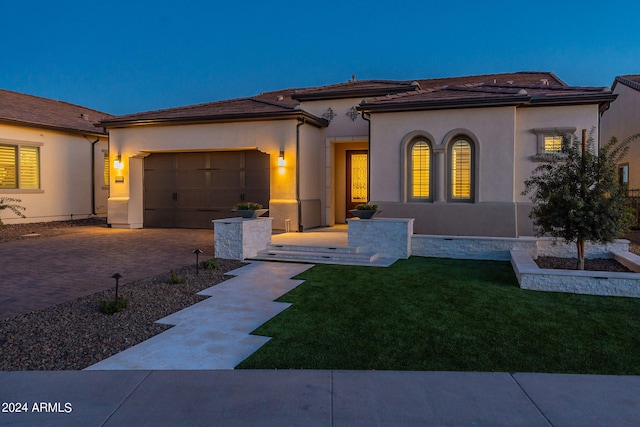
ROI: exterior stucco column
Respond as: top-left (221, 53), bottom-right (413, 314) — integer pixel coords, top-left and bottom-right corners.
top-left (434, 149), bottom-right (446, 203)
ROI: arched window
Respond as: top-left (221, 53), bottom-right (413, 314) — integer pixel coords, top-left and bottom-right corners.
top-left (408, 139), bottom-right (431, 201)
top-left (449, 137), bottom-right (473, 202)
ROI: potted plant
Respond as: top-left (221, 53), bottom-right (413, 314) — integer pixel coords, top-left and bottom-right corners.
top-left (349, 203), bottom-right (380, 219)
top-left (232, 202), bottom-right (269, 218)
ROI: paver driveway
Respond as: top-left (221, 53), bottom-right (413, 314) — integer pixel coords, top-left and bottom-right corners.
top-left (0, 226), bottom-right (215, 319)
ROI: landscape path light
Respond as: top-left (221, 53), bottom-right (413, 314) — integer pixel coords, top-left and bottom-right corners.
top-left (111, 273), bottom-right (122, 299)
top-left (193, 249), bottom-right (203, 275)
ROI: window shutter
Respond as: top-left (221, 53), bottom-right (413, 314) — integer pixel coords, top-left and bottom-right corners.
top-left (411, 141), bottom-right (430, 198)
top-left (0, 145), bottom-right (17, 189)
top-left (451, 140), bottom-right (472, 200)
top-left (19, 146), bottom-right (40, 189)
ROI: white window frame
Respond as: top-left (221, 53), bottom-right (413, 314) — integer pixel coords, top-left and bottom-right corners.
top-left (0, 139), bottom-right (43, 193)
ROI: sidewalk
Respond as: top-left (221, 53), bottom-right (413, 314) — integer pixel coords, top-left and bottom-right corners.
top-left (2, 370), bottom-right (639, 426)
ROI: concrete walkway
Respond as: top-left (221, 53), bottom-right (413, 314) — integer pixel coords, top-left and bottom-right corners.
top-left (86, 262), bottom-right (313, 370)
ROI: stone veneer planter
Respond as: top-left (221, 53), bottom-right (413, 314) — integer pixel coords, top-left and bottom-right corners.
top-left (510, 250), bottom-right (640, 298)
top-left (347, 218), bottom-right (414, 259)
top-left (411, 235), bottom-right (629, 261)
top-left (213, 217), bottom-right (272, 260)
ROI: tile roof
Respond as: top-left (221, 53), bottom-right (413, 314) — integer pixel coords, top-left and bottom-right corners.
top-left (99, 96), bottom-right (328, 128)
top-left (359, 77), bottom-right (615, 112)
top-left (100, 72), bottom-right (613, 127)
top-left (0, 89), bottom-right (112, 135)
top-left (613, 75), bottom-right (640, 93)
top-left (413, 71), bottom-right (568, 88)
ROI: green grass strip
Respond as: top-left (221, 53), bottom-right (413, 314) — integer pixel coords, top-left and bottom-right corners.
top-left (237, 257), bottom-right (640, 374)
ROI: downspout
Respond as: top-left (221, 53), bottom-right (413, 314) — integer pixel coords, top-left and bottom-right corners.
top-left (90, 137), bottom-right (100, 216)
top-left (361, 111), bottom-right (371, 202)
top-left (296, 118), bottom-right (306, 232)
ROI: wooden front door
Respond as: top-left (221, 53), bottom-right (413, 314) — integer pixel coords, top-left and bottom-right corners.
top-left (346, 150), bottom-right (368, 217)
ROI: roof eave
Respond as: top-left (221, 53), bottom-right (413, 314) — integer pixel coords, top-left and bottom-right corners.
top-left (0, 118), bottom-right (108, 137)
top-left (357, 96), bottom-right (531, 113)
top-left (99, 110), bottom-right (328, 129)
top-left (527, 93), bottom-right (618, 107)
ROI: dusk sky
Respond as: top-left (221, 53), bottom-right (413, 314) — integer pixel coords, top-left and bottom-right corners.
top-left (2, 0), bottom-right (638, 116)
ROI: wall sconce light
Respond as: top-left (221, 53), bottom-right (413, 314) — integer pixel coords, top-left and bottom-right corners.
top-left (114, 154), bottom-right (124, 170)
top-left (277, 150), bottom-right (286, 167)
top-left (278, 150), bottom-right (286, 174)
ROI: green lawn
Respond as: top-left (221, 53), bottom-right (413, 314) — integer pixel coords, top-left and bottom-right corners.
top-left (237, 257), bottom-right (640, 374)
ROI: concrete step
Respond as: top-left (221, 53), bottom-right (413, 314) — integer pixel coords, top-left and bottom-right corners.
top-left (265, 244), bottom-right (363, 254)
top-left (249, 244), bottom-right (396, 266)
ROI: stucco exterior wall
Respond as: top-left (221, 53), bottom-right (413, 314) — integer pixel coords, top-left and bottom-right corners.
top-left (0, 123), bottom-right (108, 224)
top-left (601, 83), bottom-right (640, 190)
top-left (298, 98), bottom-right (369, 139)
top-left (299, 98), bottom-right (370, 227)
top-left (514, 104), bottom-right (600, 236)
top-left (367, 106), bottom-right (517, 236)
top-left (514, 104), bottom-right (600, 201)
top-left (369, 106), bottom-right (516, 203)
top-left (366, 104), bottom-right (601, 237)
top-left (107, 120), bottom-right (309, 229)
top-left (298, 124), bottom-right (324, 229)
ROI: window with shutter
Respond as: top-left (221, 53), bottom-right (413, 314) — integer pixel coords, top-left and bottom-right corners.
top-left (0, 143), bottom-right (41, 190)
top-left (449, 138), bottom-right (474, 202)
top-left (0, 145), bottom-right (17, 189)
top-left (409, 140), bottom-right (431, 200)
top-left (19, 146), bottom-right (39, 189)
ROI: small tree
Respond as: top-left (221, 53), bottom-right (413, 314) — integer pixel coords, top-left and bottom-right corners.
top-left (522, 130), bottom-right (639, 270)
top-left (0, 197), bottom-right (26, 227)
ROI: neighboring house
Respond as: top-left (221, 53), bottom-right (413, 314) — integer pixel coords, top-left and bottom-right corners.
top-left (100, 72), bottom-right (615, 237)
top-left (0, 89), bottom-right (112, 224)
top-left (601, 75), bottom-right (640, 191)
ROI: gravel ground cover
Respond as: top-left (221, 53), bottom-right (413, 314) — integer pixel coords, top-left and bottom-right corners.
top-left (0, 259), bottom-right (243, 370)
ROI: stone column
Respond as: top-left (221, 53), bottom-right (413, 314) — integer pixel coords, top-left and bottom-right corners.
top-left (347, 218), bottom-right (414, 259)
top-left (213, 217), bottom-right (273, 260)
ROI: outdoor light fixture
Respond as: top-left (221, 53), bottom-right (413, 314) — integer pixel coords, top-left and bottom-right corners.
top-left (277, 150), bottom-right (286, 167)
top-left (193, 248), bottom-right (203, 275)
top-left (112, 273), bottom-right (122, 299)
top-left (114, 154), bottom-right (124, 170)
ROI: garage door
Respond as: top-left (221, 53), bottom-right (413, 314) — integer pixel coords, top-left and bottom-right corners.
top-left (144, 151), bottom-right (270, 228)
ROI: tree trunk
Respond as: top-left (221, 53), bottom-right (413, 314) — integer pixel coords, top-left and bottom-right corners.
top-left (576, 239), bottom-right (586, 270)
